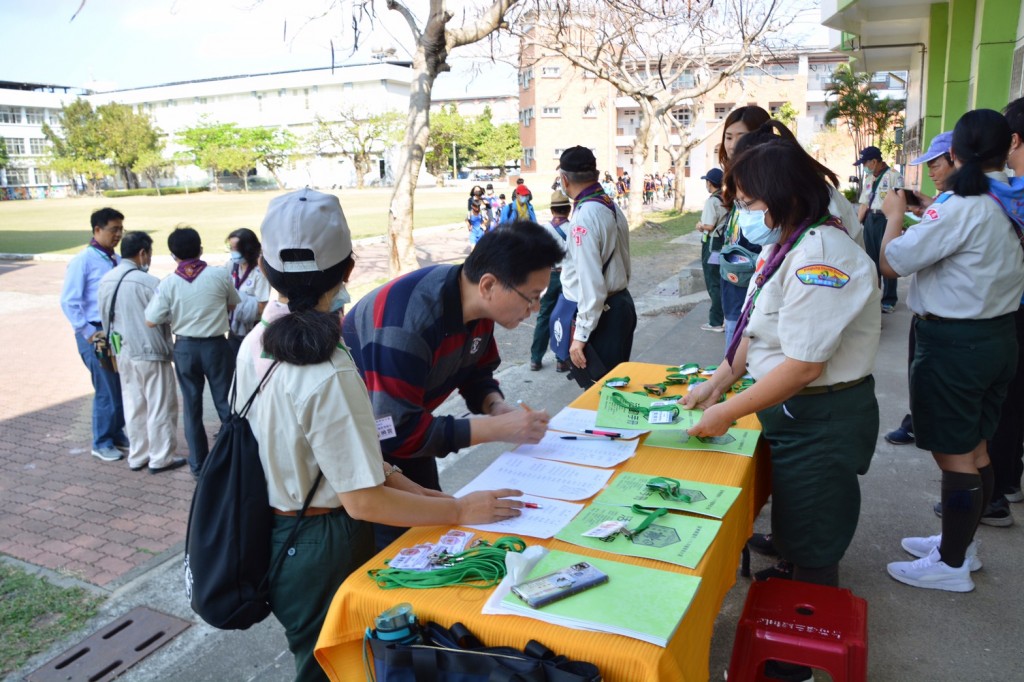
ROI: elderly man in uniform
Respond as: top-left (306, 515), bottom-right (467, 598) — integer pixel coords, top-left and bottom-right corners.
top-left (550, 146), bottom-right (635, 387)
top-left (60, 207), bottom-right (130, 462)
top-left (856, 145), bottom-right (904, 314)
top-left (98, 231), bottom-right (184, 474)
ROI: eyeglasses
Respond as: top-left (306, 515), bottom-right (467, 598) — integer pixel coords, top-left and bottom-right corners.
top-left (734, 197), bottom-right (752, 211)
top-left (505, 284), bottom-right (541, 308)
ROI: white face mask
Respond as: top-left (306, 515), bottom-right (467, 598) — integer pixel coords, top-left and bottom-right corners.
top-left (329, 284), bottom-right (351, 312)
top-left (139, 263), bottom-right (150, 272)
top-left (229, 251), bottom-right (244, 264)
top-left (737, 207), bottom-right (779, 246)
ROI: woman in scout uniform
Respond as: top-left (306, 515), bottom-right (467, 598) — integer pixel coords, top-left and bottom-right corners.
top-left (717, 106), bottom-right (771, 351)
top-left (239, 189), bottom-right (523, 681)
top-left (881, 109), bottom-right (1024, 593)
top-left (684, 138), bottom-right (881, 592)
top-left (225, 228), bottom-right (270, 356)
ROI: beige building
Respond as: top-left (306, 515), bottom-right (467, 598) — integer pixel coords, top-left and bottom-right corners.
top-left (518, 46), bottom-right (906, 209)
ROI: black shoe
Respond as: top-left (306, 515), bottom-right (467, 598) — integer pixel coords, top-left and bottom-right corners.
top-left (129, 464), bottom-right (146, 472)
top-left (529, 360), bottom-right (542, 371)
top-left (747, 533), bottom-right (779, 556)
top-left (934, 498), bottom-right (1014, 527)
top-left (150, 458), bottom-right (188, 475)
top-left (884, 426), bottom-right (915, 445)
top-left (555, 359), bottom-right (570, 373)
top-left (753, 560), bottom-right (793, 582)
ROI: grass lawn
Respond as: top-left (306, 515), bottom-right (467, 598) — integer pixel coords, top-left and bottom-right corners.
top-left (0, 185), bottom-right (533, 257)
top-left (631, 209), bottom-right (699, 257)
top-left (0, 563), bottom-right (104, 677)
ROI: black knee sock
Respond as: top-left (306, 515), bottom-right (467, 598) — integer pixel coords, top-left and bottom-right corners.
top-left (938, 471), bottom-right (983, 568)
top-left (979, 464), bottom-right (994, 514)
top-left (793, 563), bottom-right (839, 587)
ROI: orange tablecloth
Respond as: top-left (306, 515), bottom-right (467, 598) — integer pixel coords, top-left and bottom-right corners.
top-left (315, 362), bottom-right (770, 681)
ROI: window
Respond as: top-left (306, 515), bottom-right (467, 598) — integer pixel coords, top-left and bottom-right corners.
top-left (194, 96), bottom-right (207, 105)
top-left (553, 147), bottom-right (566, 158)
top-left (541, 106), bottom-right (561, 117)
top-left (523, 147), bottom-right (535, 169)
top-left (4, 167), bottom-right (29, 185)
top-left (582, 70), bottom-right (596, 79)
top-left (29, 138), bottom-right (47, 155)
top-left (671, 107), bottom-right (692, 126)
top-left (520, 107), bottom-right (534, 127)
top-left (672, 72), bottom-right (695, 90)
top-left (583, 104), bottom-right (597, 117)
top-left (519, 68), bottom-right (534, 89)
top-left (4, 137), bottom-right (26, 155)
top-left (32, 167), bottom-right (49, 184)
top-left (541, 66), bottom-right (561, 78)
top-left (166, 99), bottom-right (176, 107)
top-left (0, 106), bottom-right (21, 124)
top-left (714, 103), bottom-right (734, 120)
top-left (25, 108), bottom-right (45, 124)
top-left (769, 102), bottom-right (784, 116)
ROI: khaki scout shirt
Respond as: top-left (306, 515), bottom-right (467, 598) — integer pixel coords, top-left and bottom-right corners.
top-left (859, 166), bottom-right (904, 212)
top-left (743, 226), bottom-right (881, 386)
top-left (145, 265), bottom-right (240, 338)
top-left (885, 172), bottom-right (1024, 319)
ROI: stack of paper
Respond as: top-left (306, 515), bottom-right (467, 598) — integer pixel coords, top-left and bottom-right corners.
top-left (547, 406), bottom-right (649, 439)
top-left (513, 431), bottom-right (638, 468)
top-left (497, 550), bottom-right (701, 647)
top-left (644, 427), bottom-right (761, 458)
top-left (593, 472), bottom-right (741, 519)
top-left (595, 388), bottom-right (702, 431)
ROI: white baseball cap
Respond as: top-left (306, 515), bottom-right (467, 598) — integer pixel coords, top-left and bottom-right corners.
top-left (260, 188), bottom-right (352, 272)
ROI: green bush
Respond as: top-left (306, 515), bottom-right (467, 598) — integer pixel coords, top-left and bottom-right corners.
top-left (102, 186), bottom-right (210, 198)
top-left (841, 186), bottom-right (859, 203)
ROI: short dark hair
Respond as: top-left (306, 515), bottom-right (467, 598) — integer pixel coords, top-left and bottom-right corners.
top-left (91, 207), bottom-right (124, 231)
top-left (120, 231), bottom-right (153, 259)
top-left (551, 204), bottom-right (571, 217)
top-left (561, 169), bottom-right (600, 184)
top-left (948, 108), bottom-right (1012, 197)
top-left (167, 226), bottom-right (202, 260)
top-left (227, 227), bottom-right (261, 267)
top-left (725, 138), bottom-right (832, 243)
top-left (260, 252), bottom-right (354, 365)
top-left (1003, 97), bottom-right (1024, 139)
top-left (464, 222), bottom-right (563, 287)
top-left (718, 106), bottom-right (771, 168)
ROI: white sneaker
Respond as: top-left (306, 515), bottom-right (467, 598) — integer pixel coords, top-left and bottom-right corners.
top-left (91, 446), bottom-right (123, 462)
top-left (887, 548), bottom-right (975, 592)
top-left (901, 534), bottom-right (982, 571)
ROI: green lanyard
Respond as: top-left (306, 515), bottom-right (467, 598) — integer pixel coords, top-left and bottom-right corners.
top-left (610, 391), bottom-right (680, 422)
top-left (604, 376), bottom-right (630, 388)
top-left (646, 477), bottom-right (695, 503)
top-left (623, 505), bottom-right (669, 539)
top-left (368, 537), bottom-right (527, 589)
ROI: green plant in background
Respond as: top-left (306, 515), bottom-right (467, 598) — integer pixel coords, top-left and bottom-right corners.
top-left (824, 63), bottom-right (905, 161)
top-left (773, 102), bottom-right (799, 132)
top-left (0, 563), bottom-right (104, 677)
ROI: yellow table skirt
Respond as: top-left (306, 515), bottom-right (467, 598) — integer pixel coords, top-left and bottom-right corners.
top-left (315, 362), bottom-right (770, 681)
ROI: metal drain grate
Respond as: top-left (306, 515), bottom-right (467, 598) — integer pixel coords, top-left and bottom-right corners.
top-left (27, 606), bottom-right (190, 682)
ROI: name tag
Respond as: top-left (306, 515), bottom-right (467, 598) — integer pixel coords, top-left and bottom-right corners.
top-left (376, 416), bottom-right (397, 440)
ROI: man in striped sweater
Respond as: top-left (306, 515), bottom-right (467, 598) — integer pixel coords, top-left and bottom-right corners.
top-left (343, 223), bottom-right (564, 545)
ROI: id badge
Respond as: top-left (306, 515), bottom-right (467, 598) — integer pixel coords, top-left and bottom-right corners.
top-left (708, 250), bottom-right (721, 265)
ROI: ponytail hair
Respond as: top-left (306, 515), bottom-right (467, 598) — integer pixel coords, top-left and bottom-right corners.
top-left (260, 251), bottom-right (354, 365)
top-left (734, 120), bottom-right (841, 188)
top-left (948, 109), bottom-right (1012, 197)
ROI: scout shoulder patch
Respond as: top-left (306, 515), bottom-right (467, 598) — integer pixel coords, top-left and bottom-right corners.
top-left (572, 224), bottom-right (588, 245)
top-left (795, 264), bottom-right (850, 288)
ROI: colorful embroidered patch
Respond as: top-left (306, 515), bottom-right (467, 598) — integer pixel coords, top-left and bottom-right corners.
top-left (726, 271), bottom-right (740, 284)
top-left (795, 265), bottom-right (850, 289)
top-left (924, 208), bottom-right (940, 221)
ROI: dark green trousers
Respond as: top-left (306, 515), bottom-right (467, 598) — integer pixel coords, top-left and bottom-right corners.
top-left (269, 508), bottom-right (374, 682)
top-left (757, 378), bottom-right (878, 568)
top-left (531, 269), bottom-right (563, 363)
top-left (701, 234), bottom-right (724, 327)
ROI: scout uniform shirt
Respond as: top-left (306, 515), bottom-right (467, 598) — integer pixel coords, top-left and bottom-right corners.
top-left (744, 225), bottom-right (881, 386)
top-left (145, 266), bottom-right (240, 337)
top-left (885, 172), bottom-right (1024, 319)
top-left (560, 193), bottom-right (631, 343)
top-left (859, 165), bottom-right (904, 212)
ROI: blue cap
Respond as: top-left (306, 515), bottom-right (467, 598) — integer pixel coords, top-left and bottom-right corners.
top-left (701, 168), bottom-right (724, 187)
top-left (854, 146), bottom-right (883, 166)
top-left (909, 131), bottom-right (953, 165)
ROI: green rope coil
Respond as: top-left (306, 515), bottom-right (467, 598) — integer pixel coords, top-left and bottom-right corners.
top-left (368, 536), bottom-right (527, 590)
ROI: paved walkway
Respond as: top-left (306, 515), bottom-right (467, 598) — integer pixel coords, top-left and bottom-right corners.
top-left (0, 223), bottom-right (477, 588)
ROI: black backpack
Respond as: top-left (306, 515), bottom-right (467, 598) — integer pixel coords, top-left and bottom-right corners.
top-left (183, 362), bottom-right (323, 630)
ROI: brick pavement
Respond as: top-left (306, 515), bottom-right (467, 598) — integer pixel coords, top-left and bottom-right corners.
top-left (0, 224), bottom-right (473, 588)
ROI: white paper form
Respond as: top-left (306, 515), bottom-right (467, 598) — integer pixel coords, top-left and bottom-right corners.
top-left (461, 493), bottom-right (582, 539)
top-left (513, 431), bottom-right (638, 468)
top-left (455, 452), bottom-right (614, 501)
top-left (547, 407), bottom-right (648, 439)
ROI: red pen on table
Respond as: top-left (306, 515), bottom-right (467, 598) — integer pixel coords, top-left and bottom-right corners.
top-left (584, 429), bottom-right (621, 438)
top-left (522, 502), bottom-right (544, 509)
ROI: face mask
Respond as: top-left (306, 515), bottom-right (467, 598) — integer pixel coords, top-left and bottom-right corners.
top-left (517, 196), bottom-right (527, 204)
top-left (229, 251), bottom-right (244, 264)
top-left (139, 263), bottom-right (150, 273)
top-left (737, 207), bottom-right (779, 246)
top-left (330, 284), bottom-right (351, 313)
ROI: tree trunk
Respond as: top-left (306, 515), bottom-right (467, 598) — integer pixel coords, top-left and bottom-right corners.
top-left (242, 173), bottom-right (249, 192)
top-left (386, 44), bottom-right (433, 276)
top-left (673, 154), bottom-right (686, 212)
top-left (355, 155), bottom-right (370, 190)
top-left (627, 104), bottom-right (654, 228)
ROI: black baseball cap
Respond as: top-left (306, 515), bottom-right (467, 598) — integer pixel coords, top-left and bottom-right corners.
top-left (558, 146), bottom-right (598, 173)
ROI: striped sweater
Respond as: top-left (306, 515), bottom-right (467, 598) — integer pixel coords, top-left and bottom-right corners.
top-left (342, 265), bottom-right (502, 460)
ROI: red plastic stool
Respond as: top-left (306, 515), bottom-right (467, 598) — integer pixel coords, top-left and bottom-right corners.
top-left (727, 578), bottom-right (868, 682)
